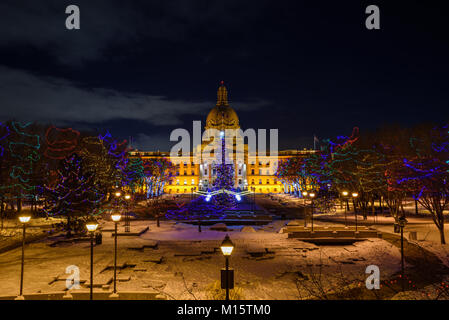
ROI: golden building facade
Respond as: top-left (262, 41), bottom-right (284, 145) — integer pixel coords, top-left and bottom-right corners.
top-left (129, 82), bottom-right (315, 194)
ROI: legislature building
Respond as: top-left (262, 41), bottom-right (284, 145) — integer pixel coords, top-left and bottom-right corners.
top-left (129, 82), bottom-right (315, 195)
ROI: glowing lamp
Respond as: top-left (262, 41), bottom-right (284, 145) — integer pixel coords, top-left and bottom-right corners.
top-left (352, 192), bottom-right (359, 198)
top-left (115, 192), bottom-right (121, 197)
top-left (302, 191), bottom-right (308, 197)
top-left (309, 192), bottom-right (316, 198)
top-left (18, 215), bottom-right (31, 224)
top-left (235, 194), bottom-right (241, 202)
top-left (342, 191), bottom-right (348, 197)
top-left (220, 234), bottom-right (234, 256)
top-left (111, 214), bottom-right (121, 222)
top-left (86, 218), bottom-right (99, 233)
top-left (124, 194), bottom-right (131, 200)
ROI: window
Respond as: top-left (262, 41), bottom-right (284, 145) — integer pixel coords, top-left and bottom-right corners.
top-left (191, 179), bottom-right (195, 185)
top-left (259, 179), bottom-right (262, 184)
top-left (183, 171), bottom-right (187, 175)
top-left (191, 170), bottom-right (195, 175)
top-left (251, 169), bottom-right (254, 175)
top-left (204, 169), bottom-right (208, 175)
top-left (251, 179), bottom-right (255, 185)
top-left (266, 169), bottom-right (270, 175)
top-left (176, 180), bottom-right (180, 185)
top-left (238, 169), bottom-right (242, 175)
top-left (259, 169), bottom-right (262, 175)
top-left (266, 179), bottom-right (270, 184)
top-left (238, 179), bottom-right (242, 184)
top-left (184, 179), bottom-right (187, 185)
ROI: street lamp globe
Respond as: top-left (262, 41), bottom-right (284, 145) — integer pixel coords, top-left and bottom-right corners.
top-left (86, 218), bottom-right (99, 233)
top-left (111, 213), bottom-right (122, 222)
top-left (18, 215), bottom-right (31, 224)
top-left (309, 192), bottom-right (316, 198)
top-left (124, 194), bottom-right (131, 200)
top-left (115, 192), bottom-right (121, 198)
top-left (352, 192), bottom-right (359, 198)
top-left (342, 191), bottom-right (348, 197)
top-left (220, 234), bottom-right (234, 256)
top-left (302, 191), bottom-right (308, 197)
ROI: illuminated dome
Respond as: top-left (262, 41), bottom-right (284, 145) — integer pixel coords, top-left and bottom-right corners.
top-left (205, 81), bottom-right (240, 130)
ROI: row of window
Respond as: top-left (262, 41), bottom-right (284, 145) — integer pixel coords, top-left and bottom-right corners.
top-left (251, 179), bottom-right (279, 185)
top-left (167, 188), bottom-right (279, 194)
top-left (173, 169), bottom-right (275, 176)
top-left (169, 179), bottom-right (196, 185)
top-left (175, 161), bottom-right (277, 166)
top-left (176, 171), bottom-right (196, 176)
top-left (248, 169), bottom-right (275, 175)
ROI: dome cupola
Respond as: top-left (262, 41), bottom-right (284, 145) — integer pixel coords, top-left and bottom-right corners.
top-left (205, 81), bottom-right (240, 131)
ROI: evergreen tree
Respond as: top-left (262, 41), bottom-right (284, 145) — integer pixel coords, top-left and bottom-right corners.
top-left (211, 134), bottom-right (236, 208)
top-left (44, 153), bottom-right (103, 236)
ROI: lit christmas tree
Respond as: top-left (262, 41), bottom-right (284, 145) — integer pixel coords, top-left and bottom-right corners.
top-left (211, 133), bottom-right (236, 208)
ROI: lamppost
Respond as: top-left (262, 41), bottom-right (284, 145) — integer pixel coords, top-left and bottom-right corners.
top-left (341, 191), bottom-right (349, 226)
top-left (302, 191), bottom-right (308, 227)
top-left (124, 194), bottom-right (131, 232)
top-left (398, 215), bottom-right (408, 291)
top-left (16, 214), bottom-right (31, 300)
top-left (352, 192), bottom-right (359, 231)
top-left (86, 218), bottom-right (99, 300)
top-left (114, 190), bottom-right (122, 223)
top-left (302, 191), bottom-right (308, 204)
top-left (220, 234), bottom-right (235, 301)
top-left (252, 187), bottom-right (256, 213)
top-left (110, 213), bottom-right (121, 299)
top-left (309, 193), bottom-right (316, 232)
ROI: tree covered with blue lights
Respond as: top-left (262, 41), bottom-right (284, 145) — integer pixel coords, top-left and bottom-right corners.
top-left (210, 134), bottom-right (237, 208)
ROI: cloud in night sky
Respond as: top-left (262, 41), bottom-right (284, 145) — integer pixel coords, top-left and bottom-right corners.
top-left (0, 65), bottom-right (269, 126)
top-left (0, 1), bottom-right (447, 151)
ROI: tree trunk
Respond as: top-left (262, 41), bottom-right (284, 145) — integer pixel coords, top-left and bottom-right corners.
top-left (17, 198), bottom-right (22, 213)
top-left (67, 215), bottom-right (72, 238)
top-left (440, 226), bottom-right (446, 245)
top-left (0, 197), bottom-right (3, 229)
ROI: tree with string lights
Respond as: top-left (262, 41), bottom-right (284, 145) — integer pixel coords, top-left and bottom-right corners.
top-left (210, 133), bottom-right (237, 209)
top-left (399, 124), bottom-right (449, 244)
top-left (43, 153), bottom-right (104, 237)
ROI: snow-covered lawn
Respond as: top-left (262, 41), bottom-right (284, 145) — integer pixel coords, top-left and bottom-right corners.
top-left (0, 219), bottom-right (403, 299)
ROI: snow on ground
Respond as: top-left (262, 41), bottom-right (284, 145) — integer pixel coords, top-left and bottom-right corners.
top-left (0, 219), bottom-right (402, 300)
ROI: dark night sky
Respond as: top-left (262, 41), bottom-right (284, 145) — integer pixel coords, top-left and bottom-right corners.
top-left (0, 0), bottom-right (447, 150)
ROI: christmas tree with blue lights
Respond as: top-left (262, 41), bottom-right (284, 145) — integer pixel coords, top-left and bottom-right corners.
top-left (211, 133), bottom-right (237, 208)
